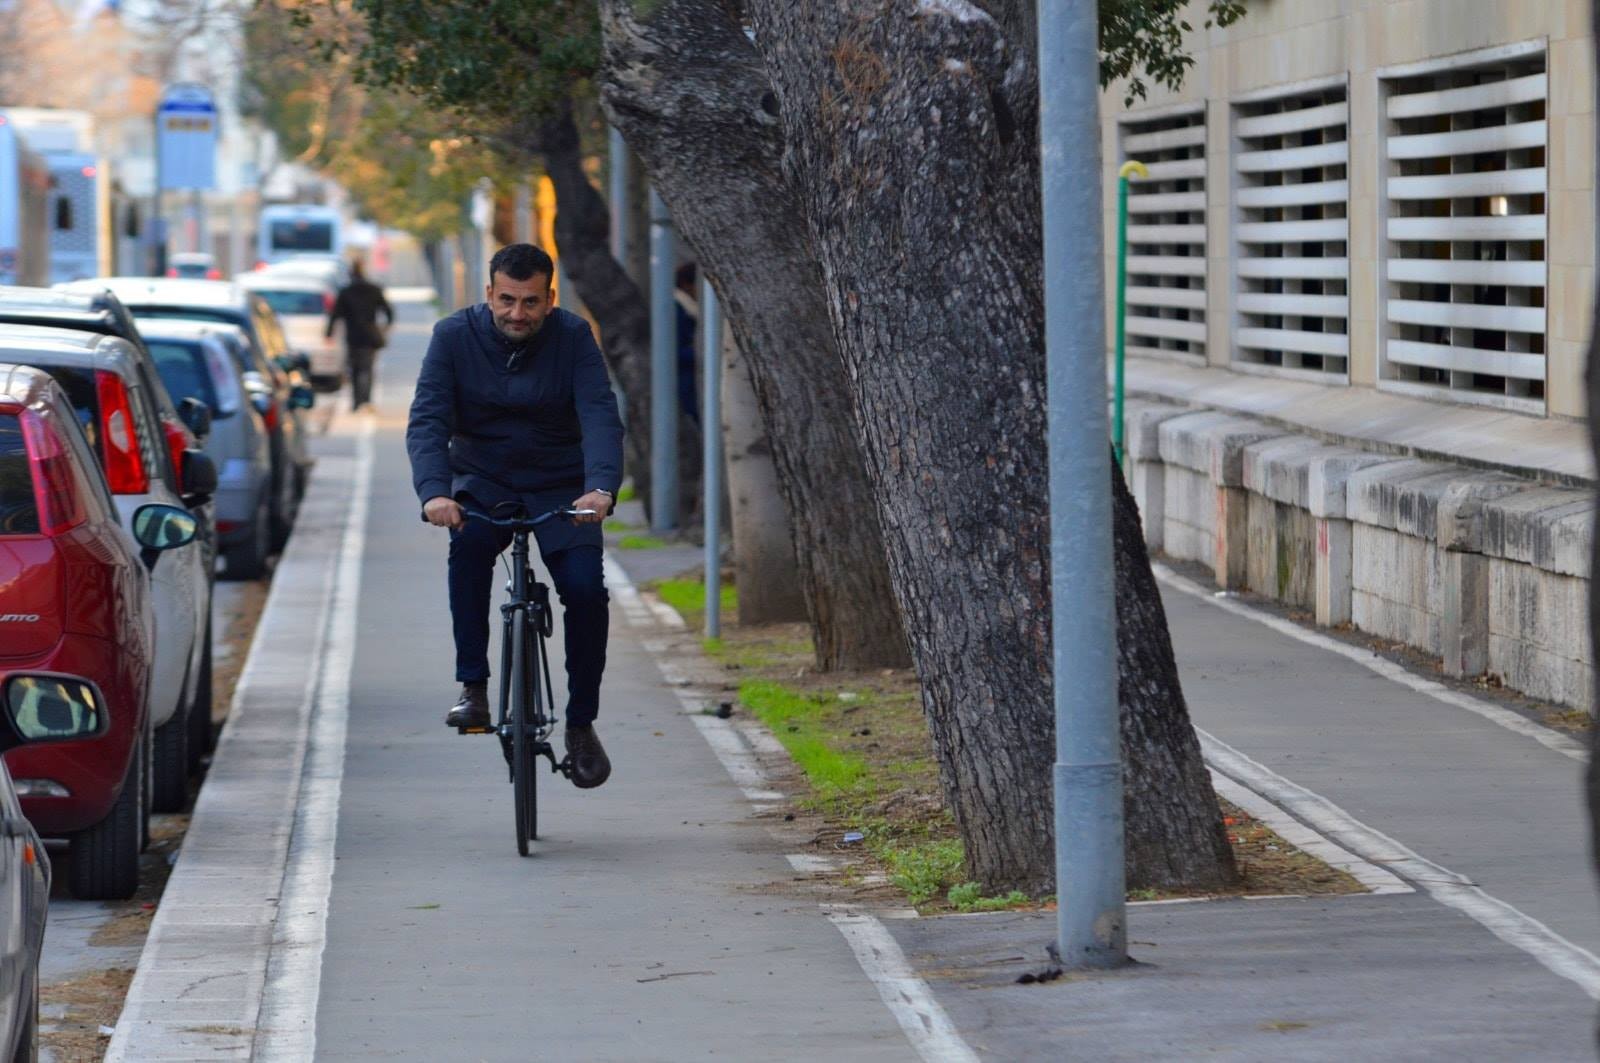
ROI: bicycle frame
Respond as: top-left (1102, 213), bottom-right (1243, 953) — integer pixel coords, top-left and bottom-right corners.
top-left (495, 527), bottom-right (565, 778)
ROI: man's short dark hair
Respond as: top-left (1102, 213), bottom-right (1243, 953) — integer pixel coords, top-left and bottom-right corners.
top-left (489, 243), bottom-right (555, 287)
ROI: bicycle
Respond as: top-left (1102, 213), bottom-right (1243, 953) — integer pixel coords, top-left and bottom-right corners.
top-left (455, 502), bottom-right (592, 856)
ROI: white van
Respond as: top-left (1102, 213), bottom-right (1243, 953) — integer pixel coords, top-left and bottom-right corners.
top-left (257, 204), bottom-right (342, 267)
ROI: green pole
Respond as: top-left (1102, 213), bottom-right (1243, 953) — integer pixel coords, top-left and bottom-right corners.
top-left (1113, 160), bottom-right (1147, 468)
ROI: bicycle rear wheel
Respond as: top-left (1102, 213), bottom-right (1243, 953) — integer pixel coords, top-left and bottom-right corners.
top-left (511, 610), bottom-right (537, 856)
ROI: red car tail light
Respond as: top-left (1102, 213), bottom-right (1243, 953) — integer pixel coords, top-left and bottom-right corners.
top-left (19, 408), bottom-right (86, 535)
top-left (94, 371), bottom-right (148, 494)
top-left (161, 419), bottom-right (189, 484)
top-left (261, 398), bottom-right (280, 433)
top-left (323, 291), bottom-right (335, 314)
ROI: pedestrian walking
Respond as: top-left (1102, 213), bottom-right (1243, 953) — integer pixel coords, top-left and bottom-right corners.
top-left (326, 258), bottom-right (394, 410)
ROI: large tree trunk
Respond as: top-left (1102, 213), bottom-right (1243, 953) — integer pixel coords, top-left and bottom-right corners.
top-left (721, 328), bottom-right (808, 624)
top-left (598, 0), bottom-right (909, 670)
top-left (749, 0), bottom-right (1235, 892)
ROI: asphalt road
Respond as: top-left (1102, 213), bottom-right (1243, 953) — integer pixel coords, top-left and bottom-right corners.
top-left (310, 304), bottom-right (915, 1061)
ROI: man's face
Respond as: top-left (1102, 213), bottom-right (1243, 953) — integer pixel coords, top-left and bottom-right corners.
top-left (487, 272), bottom-right (554, 342)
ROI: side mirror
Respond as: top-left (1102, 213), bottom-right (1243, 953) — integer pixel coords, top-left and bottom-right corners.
top-left (180, 451), bottom-right (218, 500)
top-left (132, 502), bottom-right (199, 550)
top-left (289, 385), bottom-right (315, 410)
top-left (179, 396), bottom-right (212, 440)
top-left (1, 674), bottom-right (107, 752)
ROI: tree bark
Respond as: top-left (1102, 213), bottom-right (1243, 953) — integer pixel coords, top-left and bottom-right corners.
top-left (721, 328), bottom-right (809, 624)
top-left (748, 0), bottom-right (1235, 892)
top-left (597, 0), bottom-right (909, 670)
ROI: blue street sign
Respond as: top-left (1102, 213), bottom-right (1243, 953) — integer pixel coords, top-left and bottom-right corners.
top-left (157, 83), bottom-right (217, 191)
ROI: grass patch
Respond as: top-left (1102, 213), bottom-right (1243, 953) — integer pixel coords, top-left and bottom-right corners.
top-left (656, 577), bottom-right (738, 618)
top-left (618, 534), bottom-right (668, 550)
top-left (740, 680), bottom-right (868, 794)
top-left (947, 883), bottom-right (1030, 912)
top-left (879, 839), bottom-right (964, 904)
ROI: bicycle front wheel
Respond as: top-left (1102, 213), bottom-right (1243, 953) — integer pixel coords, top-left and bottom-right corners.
top-left (510, 609), bottom-right (537, 856)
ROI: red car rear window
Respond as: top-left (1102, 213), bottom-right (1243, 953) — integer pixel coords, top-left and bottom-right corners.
top-left (0, 414), bottom-right (39, 534)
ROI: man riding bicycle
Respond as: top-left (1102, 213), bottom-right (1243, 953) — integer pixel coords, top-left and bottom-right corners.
top-left (406, 243), bottom-right (624, 789)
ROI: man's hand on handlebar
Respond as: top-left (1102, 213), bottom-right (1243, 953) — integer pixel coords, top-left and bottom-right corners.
top-left (571, 490), bottom-right (612, 525)
top-left (423, 496), bottom-right (464, 529)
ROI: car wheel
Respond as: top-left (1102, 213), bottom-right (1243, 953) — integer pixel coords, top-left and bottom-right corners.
top-left (188, 618), bottom-right (215, 767)
top-left (224, 496), bottom-right (270, 580)
top-left (10, 977), bottom-right (36, 1063)
top-left (67, 736), bottom-right (143, 900)
top-left (152, 699), bottom-right (189, 813)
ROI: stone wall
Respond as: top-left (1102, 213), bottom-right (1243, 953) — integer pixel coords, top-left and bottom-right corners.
top-left (1128, 399), bottom-right (1596, 710)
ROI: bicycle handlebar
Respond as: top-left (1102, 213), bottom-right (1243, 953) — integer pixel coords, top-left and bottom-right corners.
top-left (457, 504), bottom-right (593, 530)
top-left (417, 500), bottom-right (598, 529)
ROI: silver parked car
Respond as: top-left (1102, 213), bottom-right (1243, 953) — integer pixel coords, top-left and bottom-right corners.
top-left (136, 319), bottom-right (276, 580)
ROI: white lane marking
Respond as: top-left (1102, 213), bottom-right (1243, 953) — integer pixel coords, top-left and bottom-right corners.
top-left (1154, 563), bottom-right (1588, 763)
top-left (823, 906), bottom-right (981, 1063)
top-left (604, 555), bottom-right (654, 626)
top-left (254, 412), bottom-right (376, 1060)
top-left (645, 595), bottom-right (687, 630)
top-left (1202, 728), bottom-right (1600, 999)
top-left (1206, 768), bottom-right (1411, 895)
top-left (690, 715), bottom-right (785, 802)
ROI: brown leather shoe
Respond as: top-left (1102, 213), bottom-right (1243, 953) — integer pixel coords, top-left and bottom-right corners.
top-left (564, 724), bottom-right (611, 789)
top-left (446, 683), bottom-right (490, 729)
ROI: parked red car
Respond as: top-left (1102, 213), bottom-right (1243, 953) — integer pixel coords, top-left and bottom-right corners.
top-left (0, 364), bottom-right (197, 898)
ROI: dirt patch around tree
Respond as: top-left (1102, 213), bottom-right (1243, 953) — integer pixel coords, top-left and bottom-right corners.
top-left (648, 567), bottom-right (1363, 913)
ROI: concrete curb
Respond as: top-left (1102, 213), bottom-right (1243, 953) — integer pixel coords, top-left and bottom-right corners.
top-left (105, 422), bottom-right (363, 1061)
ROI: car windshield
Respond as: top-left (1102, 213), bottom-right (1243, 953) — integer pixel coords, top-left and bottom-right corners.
top-left (131, 306), bottom-right (247, 329)
top-left (147, 340), bottom-right (223, 415)
top-left (256, 289), bottom-right (325, 316)
top-left (172, 264), bottom-right (212, 279)
top-left (270, 219), bottom-right (334, 253)
top-left (0, 414), bottom-right (38, 535)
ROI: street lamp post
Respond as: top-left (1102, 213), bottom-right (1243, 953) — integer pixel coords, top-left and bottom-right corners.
top-left (702, 277), bottom-right (723, 639)
top-left (1038, 0), bottom-right (1127, 968)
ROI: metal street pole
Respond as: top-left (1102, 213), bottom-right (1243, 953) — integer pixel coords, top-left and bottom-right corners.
top-left (701, 277), bottom-right (723, 639)
top-left (609, 129), bottom-right (629, 263)
top-left (649, 188), bottom-right (679, 533)
top-left (1038, 0), bottom-right (1127, 968)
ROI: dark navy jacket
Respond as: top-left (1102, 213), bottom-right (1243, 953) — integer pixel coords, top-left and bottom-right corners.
top-left (406, 304), bottom-right (624, 550)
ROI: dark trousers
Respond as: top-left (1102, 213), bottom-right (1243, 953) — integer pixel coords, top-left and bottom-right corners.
top-left (349, 347), bottom-right (378, 408)
top-left (448, 521), bottom-right (608, 726)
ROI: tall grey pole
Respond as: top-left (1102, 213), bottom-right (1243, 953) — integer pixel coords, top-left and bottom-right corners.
top-left (1039, 0), bottom-right (1126, 967)
top-left (649, 188), bottom-right (679, 533)
top-left (609, 129), bottom-right (629, 262)
top-left (701, 277), bottom-right (723, 639)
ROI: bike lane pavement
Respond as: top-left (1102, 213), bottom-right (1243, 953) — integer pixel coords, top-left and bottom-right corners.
top-left (306, 311), bottom-right (918, 1061)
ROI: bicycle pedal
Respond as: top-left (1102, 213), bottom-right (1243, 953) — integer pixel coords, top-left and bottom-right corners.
top-left (456, 725), bottom-right (494, 735)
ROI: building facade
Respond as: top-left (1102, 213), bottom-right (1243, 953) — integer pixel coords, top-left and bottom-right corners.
top-left (1102, 1), bottom-right (1598, 710)
top-left (1103, 0), bottom-right (1593, 416)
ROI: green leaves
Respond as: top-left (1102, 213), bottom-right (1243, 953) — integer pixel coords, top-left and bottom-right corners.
top-left (1099, 0), bottom-right (1248, 106)
top-left (349, 0), bottom-right (602, 129)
